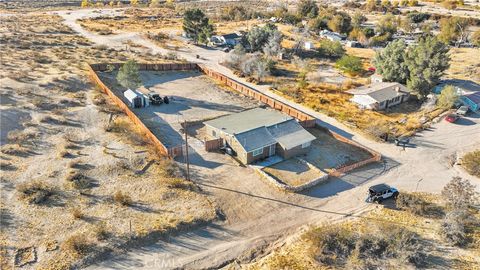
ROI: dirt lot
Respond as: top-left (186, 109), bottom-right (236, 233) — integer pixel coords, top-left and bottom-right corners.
top-left (304, 127), bottom-right (373, 171)
top-left (262, 158), bottom-right (326, 187)
top-left (0, 13), bottom-right (214, 270)
top-left (98, 70), bottom-right (262, 148)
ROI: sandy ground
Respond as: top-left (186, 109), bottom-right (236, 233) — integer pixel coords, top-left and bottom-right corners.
top-left (2, 7), bottom-right (478, 270)
top-left (98, 70), bottom-right (261, 148)
top-left (0, 13), bottom-right (214, 269)
top-left (262, 158), bottom-right (325, 187)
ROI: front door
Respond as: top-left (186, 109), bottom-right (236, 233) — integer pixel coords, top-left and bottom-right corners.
top-left (269, 144), bottom-right (275, 156)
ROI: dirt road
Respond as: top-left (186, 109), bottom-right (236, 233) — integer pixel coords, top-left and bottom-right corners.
top-left (54, 9), bottom-right (480, 269)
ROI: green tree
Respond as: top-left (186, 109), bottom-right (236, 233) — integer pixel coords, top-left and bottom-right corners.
top-left (327, 12), bottom-right (352, 34)
top-left (375, 13), bottom-right (398, 38)
top-left (373, 39), bottom-right (409, 84)
top-left (245, 23), bottom-right (279, 52)
top-left (198, 23), bottom-right (214, 46)
top-left (117, 60), bottom-right (142, 90)
top-left (437, 85), bottom-right (459, 109)
top-left (438, 17), bottom-right (469, 45)
top-left (405, 36), bottom-right (450, 99)
top-left (336, 55), bottom-right (363, 75)
top-left (183, 9), bottom-right (213, 44)
top-left (317, 39), bottom-right (345, 59)
top-left (352, 11), bottom-right (367, 28)
top-left (297, 0), bottom-right (319, 18)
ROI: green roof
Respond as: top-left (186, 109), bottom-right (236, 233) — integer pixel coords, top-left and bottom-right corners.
top-left (204, 108), bottom-right (293, 135)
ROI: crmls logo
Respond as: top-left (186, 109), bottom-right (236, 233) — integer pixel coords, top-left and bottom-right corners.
top-left (144, 257), bottom-right (177, 269)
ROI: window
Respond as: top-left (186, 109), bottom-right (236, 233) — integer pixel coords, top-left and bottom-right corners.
top-left (212, 130), bottom-right (217, 137)
top-left (252, 148), bottom-right (263, 157)
top-left (301, 142), bottom-right (311, 148)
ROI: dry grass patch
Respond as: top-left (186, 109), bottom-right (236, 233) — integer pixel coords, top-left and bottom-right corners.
top-left (461, 150), bottom-right (480, 178)
top-left (17, 181), bottom-right (56, 205)
top-left (113, 190), bottom-right (132, 206)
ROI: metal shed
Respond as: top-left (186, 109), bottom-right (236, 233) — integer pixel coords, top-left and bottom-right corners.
top-left (124, 89), bottom-right (145, 108)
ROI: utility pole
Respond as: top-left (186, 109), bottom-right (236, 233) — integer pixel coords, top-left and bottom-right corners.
top-left (184, 120), bottom-right (190, 181)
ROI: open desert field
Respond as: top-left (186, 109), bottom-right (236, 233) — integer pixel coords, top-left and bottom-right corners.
top-left (0, 13), bottom-right (214, 269)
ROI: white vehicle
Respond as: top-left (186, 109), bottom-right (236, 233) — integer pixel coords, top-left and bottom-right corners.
top-left (366, 184), bottom-right (399, 203)
top-left (456, 106), bottom-right (469, 116)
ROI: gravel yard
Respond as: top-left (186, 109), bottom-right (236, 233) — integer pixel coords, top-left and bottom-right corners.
top-left (98, 70), bottom-right (262, 148)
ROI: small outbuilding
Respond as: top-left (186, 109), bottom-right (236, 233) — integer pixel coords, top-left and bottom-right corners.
top-left (123, 89), bottom-right (148, 108)
top-left (348, 82), bottom-right (410, 110)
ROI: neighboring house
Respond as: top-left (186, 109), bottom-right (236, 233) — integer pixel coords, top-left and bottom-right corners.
top-left (123, 89), bottom-right (149, 108)
top-left (210, 33), bottom-right (242, 47)
top-left (204, 108), bottom-right (316, 164)
top-left (460, 92), bottom-right (480, 112)
top-left (348, 82), bottom-right (410, 110)
top-left (433, 80), bottom-right (480, 111)
top-left (370, 73), bottom-right (384, 83)
top-left (304, 41), bottom-right (314, 50)
top-left (319, 30), bottom-right (346, 42)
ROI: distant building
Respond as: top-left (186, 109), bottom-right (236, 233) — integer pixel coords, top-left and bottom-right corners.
top-left (319, 30), bottom-right (346, 42)
top-left (433, 80), bottom-right (480, 111)
top-left (210, 33), bottom-right (242, 47)
top-left (348, 82), bottom-right (410, 110)
top-left (370, 74), bottom-right (384, 83)
top-left (304, 41), bottom-right (314, 50)
top-left (204, 108), bottom-right (316, 164)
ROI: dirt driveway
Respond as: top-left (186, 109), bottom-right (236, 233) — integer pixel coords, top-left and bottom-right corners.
top-left (55, 9), bottom-right (480, 269)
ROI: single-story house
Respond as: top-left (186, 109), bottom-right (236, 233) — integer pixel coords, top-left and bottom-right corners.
top-left (370, 73), bottom-right (384, 83)
top-left (319, 30), bottom-right (346, 42)
top-left (210, 33), bottom-right (242, 47)
top-left (204, 108), bottom-right (316, 164)
top-left (433, 80), bottom-right (480, 111)
top-left (460, 92), bottom-right (480, 112)
top-left (124, 89), bottom-right (149, 108)
top-left (348, 82), bottom-right (410, 110)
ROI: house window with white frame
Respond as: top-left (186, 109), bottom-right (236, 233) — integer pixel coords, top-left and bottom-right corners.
top-left (302, 141), bottom-right (311, 148)
top-left (252, 148), bottom-right (263, 157)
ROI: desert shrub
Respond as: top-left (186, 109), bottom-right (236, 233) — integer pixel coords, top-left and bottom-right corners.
top-left (0, 145), bottom-right (30, 157)
top-left (441, 177), bottom-right (478, 209)
top-left (166, 178), bottom-right (196, 191)
top-left (17, 181), bottom-right (55, 204)
top-left (158, 158), bottom-right (177, 177)
top-left (62, 234), bottom-right (91, 255)
top-left (317, 39), bottom-right (345, 59)
top-left (304, 225), bottom-right (356, 265)
top-left (94, 222), bottom-right (109, 240)
top-left (336, 55), bottom-right (363, 75)
top-left (7, 130), bottom-right (38, 146)
top-left (395, 192), bottom-right (441, 216)
top-left (71, 207), bottom-right (84, 219)
top-left (92, 93), bottom-right (106, 105)
top-left (461, 150), bottom-right (480, 177)
top-left (58, 150), bottom-right (73, 158)
top-left (113, 191), bottom-right (132, 206)
top-left (441, 209), bottom-right (468, 246)
top-left (0, 161), bottom-right (16, 171)
top-left (66, 171), bottom-right (91, 191)
top-left (305, 223), bottom-right (425, 267)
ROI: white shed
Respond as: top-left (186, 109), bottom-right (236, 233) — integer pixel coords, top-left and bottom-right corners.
top-left (124, 89), bottom-right (147, 108)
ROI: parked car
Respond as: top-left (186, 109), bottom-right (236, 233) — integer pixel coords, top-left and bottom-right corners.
top-left (148, 93), bottom-right (163, 105)
top-left (445, 113), bottom-right (460, 123)
top-left (366, 184), bottom-right (399, 203)
top-left (163, 96), bottom-right (170, 104)
top-left (394, 136), bottom-right (410, 146)
top-left (456, 106), bottom-right (469, 116)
